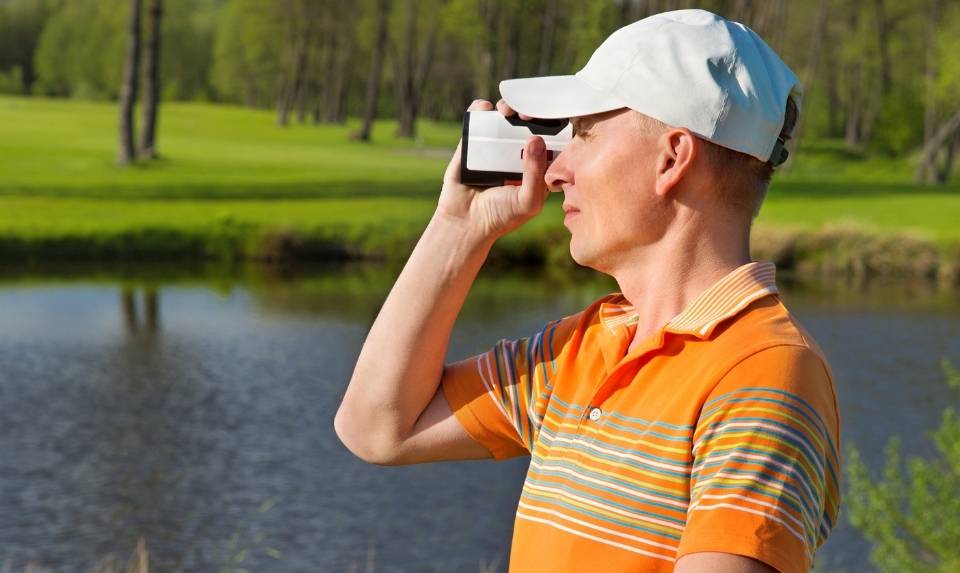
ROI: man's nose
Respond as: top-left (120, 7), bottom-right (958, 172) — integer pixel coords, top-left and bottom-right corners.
top-left (544, 150), bottom-right (571, 192)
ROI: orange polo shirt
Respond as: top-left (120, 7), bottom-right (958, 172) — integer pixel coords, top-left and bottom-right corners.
top-left (442, 261), bottom-right (841, 573)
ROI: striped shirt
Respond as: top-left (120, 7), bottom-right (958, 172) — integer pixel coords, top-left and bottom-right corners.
top-left (442, 261), bottom-right (841, 573)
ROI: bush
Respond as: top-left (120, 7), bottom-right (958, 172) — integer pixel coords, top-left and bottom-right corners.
top-left (846, 359), bottom-right (960, 573)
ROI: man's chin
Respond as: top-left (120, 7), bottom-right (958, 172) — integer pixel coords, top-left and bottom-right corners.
top-left (568, 240), bottom-right (596, 269)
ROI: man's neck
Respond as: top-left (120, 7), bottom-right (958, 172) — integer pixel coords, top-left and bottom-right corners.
top-left (613, 220), bottom-right (751, 350)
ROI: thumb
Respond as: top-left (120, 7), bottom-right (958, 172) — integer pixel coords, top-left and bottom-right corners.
top-left (517, 136), bottom-right (548, 213)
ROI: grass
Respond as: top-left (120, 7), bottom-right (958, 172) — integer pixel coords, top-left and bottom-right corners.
top-left (0, 95), bottom-right (958, 276)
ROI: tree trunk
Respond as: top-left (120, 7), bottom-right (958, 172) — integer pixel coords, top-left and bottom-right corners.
top-left (502, 2), bottom-right (522, 80)
top-left (872, 0), bottom-right (892, 96)
top-left (139, 0), bottom-right (162, 159)
top-left (920, 0), bottom-right (942, 182)
top-left (117, 0), bottom-right (142, 166)
top-left (538, 0), bottom-right (558, 75)
top-left (916, 109), bottom-right (960, 184)
top-left (277, 0), bottom-right (307, 127)
top-left (825, 54), bottom-right (841, 138)
top-left (843, 5), bottom-right (863, 148)
top-left (939, 135), bottom-right (957, 183)
top-left (796, 0), bottom-right (829, 139)
top-left (478, 0), bottom-right (498, 99)
top-left (354, 0), bottom-right (389, 140)
top-left (314, 0), bottom-right (355, 124)
top-left (393, 0), bottom-right (418, 138)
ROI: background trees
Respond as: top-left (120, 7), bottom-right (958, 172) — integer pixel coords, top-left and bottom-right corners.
top-left (0, 0), bottom-right (957, 180)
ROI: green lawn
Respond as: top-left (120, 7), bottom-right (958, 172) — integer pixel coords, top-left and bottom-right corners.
top-left (0, 95), bottom-right (957, 263)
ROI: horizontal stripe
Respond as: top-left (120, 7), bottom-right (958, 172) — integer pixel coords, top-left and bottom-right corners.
top-left (524, 480), bottom-right (686, 530)
top-left (688, 501), bottom-right (806, 546)
top-left (530, 458), bottom-right (691, 506)
top-left (543, 429), bottom-right (690, 477)
top-left (517, 506), bottom-right (676, 561)
top-left (520, 491), bottom-right (683, 542)
top-left (540, 425), bottom-right (693, 469)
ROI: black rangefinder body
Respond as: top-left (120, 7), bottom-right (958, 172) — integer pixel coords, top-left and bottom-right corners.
top-left (460, 111), bottom-right (573, 187)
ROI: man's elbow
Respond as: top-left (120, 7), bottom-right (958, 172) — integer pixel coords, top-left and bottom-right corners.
top-left (333, 407), bottom-right (403, 466)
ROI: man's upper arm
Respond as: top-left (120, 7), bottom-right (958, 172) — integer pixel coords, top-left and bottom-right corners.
top-left (390, 315), bottom-right (580, 465)
top-left (386, 384), bottom-right (493, 465)
top-left (677, 344), bottom-right (841, 573)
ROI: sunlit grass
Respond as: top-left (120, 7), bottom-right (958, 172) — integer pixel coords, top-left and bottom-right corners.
top-left (0, 95), bottom-right (958, 267)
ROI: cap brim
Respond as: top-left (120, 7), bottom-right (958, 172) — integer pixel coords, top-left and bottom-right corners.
top-left (499, 74), bottom-right (625, 119)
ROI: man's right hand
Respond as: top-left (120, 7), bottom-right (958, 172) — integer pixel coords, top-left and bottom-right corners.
top-left (436, 99), bottom-right (550, 241)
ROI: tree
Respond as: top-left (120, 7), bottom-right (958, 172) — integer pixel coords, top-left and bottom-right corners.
top-left (33, 0), bottom-right (128, 99)
top-left (210, 0), bottom-right (286, 107)
top-left (117, 0), bottom-right (142, 166)
top-left (317, 0), bottom-right (358, 124)
top-left (389, 0), bottom-right (443, 138)
top-left (276, 0), bottom-right (310, 126)
top-left (354, 0), bottom-right (390, 141)
top-left (847, 359), bottom-right (960, 573)
top-left (139, 0), bottom-right (163, 158)
top-left (917, 0), bottom-right (960, 184)
top-left (0, 0), bottom-right (58, 94)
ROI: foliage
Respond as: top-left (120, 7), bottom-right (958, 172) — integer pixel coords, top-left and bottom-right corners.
top-left (209, 0), bottom-right (285, 106)
top-left (846, 360), bottom-right (960, 573)
top-left (32, 0), bottom-right (127, 98)
top-left (0, 95), bottom-right (958, 272)
top-left (935, 3), bottom-right (960, 108)
top-left (5, 0), bottom-right (960, 169)
top-left (0, 0), bottom-right (58, 93)
top-left (160, 0), bottom-right (222, 101)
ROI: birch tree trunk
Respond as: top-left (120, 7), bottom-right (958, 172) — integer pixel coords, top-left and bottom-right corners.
top-left (354, 0), bottom-right (389, 140)
top-left (139, 0), bottom-right (162, 159)
top-left (117, 0), bottom-right (142, 166)
top-left (916, 110), bottom-right (960, 184)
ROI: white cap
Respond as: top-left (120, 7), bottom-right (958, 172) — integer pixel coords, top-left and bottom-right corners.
top-left (499, 9), bottom-right (801, 165)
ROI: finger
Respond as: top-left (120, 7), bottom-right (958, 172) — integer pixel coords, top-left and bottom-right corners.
top-left (443, 139), bottom-right (463, 185)
top-left (468, 99), bottom-right (494, 112)
top-left (496, 99), bottom-right (535, 121)
top-left (517, 136), bottom-right (548, 212)
top-left (495, 99), bottom-right (516, 116)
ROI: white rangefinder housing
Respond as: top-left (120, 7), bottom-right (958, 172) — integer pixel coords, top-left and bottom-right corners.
top-left (460, 111), bottom-right (573, 186)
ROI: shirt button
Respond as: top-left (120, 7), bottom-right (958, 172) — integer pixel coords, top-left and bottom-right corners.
top-left (588, 407), bottom-right (602, 422)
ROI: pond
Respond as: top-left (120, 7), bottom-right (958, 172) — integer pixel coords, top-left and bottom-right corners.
top-left (0, 263), bottom-right (957, 572)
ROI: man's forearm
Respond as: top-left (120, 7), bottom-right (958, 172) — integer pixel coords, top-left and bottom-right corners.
top-left (334, 213), bottom-right (493, 460)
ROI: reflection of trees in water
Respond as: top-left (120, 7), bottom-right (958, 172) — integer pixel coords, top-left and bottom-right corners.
top-left (121, 288), bottom-right (161, 334)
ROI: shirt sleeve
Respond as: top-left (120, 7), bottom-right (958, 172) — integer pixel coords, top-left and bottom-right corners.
top-left (441, 314), bottom-right (580, 461)
top-left (677, 344), bottom-right (842, 573)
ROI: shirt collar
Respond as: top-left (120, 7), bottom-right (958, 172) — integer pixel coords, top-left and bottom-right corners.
top-left (598, 261), bottom-right (778, 340)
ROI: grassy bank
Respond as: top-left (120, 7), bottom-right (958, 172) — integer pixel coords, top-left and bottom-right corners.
top-left (1, 96), bottom-right (958, 279)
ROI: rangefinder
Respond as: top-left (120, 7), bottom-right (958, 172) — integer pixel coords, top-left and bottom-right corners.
top-left (460, 110), bottom-right (573, 186)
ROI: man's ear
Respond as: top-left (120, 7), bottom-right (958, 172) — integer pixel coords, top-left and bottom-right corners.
top-left (654, 128), bottom-right (697, 198)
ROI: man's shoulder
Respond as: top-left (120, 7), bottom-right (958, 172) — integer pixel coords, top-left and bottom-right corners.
top-left (716, 293), bottom-right (829, 363)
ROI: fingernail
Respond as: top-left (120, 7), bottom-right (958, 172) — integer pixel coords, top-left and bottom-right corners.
top-left (530, 138), bottom-right (545, 157)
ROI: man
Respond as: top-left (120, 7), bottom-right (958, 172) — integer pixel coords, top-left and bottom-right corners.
top-left (335, 9), bottom-right (840, 573)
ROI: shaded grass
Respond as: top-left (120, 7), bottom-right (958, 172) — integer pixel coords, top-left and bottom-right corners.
top-left (1, 95), bottom-right (958, 276)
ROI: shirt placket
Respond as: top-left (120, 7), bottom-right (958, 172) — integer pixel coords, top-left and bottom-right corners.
top-left (577, 323), bottom-right (669, 431)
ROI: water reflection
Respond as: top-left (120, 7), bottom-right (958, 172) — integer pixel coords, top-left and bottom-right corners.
top-left (0, 263), bottom-right (956, 572)
top-left (120, 288), bottom-right (161, 334)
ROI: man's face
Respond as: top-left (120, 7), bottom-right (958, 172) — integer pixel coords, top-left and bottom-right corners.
top-left (544, 109), bottom-right (671, 272)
